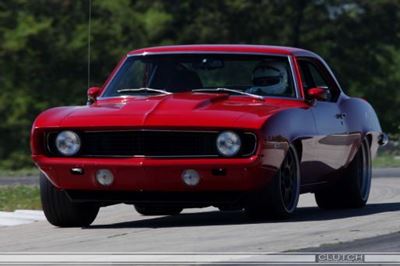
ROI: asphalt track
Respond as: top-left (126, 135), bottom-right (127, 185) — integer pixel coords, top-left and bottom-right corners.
top-left (0, 171), bottom-right (399, 254)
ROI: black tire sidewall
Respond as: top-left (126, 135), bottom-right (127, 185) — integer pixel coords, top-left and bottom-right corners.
top-left (272, 145), bottom-right (301, 215)
top-left (315, 138), bottom-right (372, 209)
top-left (40, 173), bottom-right (99, 227)
top-left (246, 145), bottom-right (300, 218)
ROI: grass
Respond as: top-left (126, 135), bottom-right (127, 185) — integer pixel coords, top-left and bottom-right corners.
top-left (0, 167), bottom-right (39, 177)
top-left (373, 154), bottom-right (400, 168)
top-left (0, 186), bottom-right (41, 211)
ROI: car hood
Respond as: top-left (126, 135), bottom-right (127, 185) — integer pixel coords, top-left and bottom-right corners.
top-left (39, 93), bottom-right (304, 130)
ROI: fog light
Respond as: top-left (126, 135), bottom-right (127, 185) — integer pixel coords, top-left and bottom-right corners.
top-left (96, 169), bottom-right (114, 186)
top-left (182, 169), bottom-right (200, 186)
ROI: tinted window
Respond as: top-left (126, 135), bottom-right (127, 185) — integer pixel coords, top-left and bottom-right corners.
top-left (308, 63), bottom-right (329, 88)
top-left (298, 59), bottom-right (340, 101)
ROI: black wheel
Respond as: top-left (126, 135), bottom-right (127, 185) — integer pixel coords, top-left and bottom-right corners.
top-left (315, 138), bottom-right (372, 209)
top-left (40, 173), bottom-right (99, 227)
top-left (245, 145), bottom-right (300, 219)
top-left (134, 204), bottom-right (182, 216)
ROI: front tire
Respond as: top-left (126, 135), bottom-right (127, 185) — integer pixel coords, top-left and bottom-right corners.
top-left (315, 138), bottom-right (372, 209)
top-left (245, 145), bottom-right (300, 219)
top-left (40, 173), bottom-right (99, 227)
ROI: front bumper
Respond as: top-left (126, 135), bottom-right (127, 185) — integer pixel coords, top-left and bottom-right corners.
top-left (33, 155), bottom-right (275, 192)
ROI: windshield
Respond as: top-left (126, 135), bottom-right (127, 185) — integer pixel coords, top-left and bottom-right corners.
top-left (102, 54), bottom-right (296, 98)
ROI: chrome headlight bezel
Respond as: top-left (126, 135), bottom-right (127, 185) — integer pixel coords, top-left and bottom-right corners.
top-left (216, 131), bottom-right (242, 157)
top-left (55, 130), bottom-right (81, 156)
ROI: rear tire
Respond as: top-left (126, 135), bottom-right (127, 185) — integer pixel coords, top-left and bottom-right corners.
top-left (134, 205), bottom-right (182, 216)
top-left (245, 145), bottom-right (300, 219)
top-left (315, 138), bottom-right (372, 209)
top-left (40, 173), bottom-right (99, 227)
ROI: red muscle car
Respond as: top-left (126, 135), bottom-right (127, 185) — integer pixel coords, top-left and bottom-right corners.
top-left (31, 45), bottom-right (387, 227)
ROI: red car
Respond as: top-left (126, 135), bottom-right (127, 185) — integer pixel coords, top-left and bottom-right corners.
top-left (31, 45), bottom-right (387, 227)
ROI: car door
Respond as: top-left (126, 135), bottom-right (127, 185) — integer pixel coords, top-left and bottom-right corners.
top-left (298, 58), bottom-right (350, 181)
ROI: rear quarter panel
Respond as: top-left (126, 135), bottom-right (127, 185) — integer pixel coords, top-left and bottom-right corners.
top-left (340, 95), bottom-right (383, 159)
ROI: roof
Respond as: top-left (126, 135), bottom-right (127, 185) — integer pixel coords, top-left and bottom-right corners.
top-left (127, 44), bottom-right (318, 57)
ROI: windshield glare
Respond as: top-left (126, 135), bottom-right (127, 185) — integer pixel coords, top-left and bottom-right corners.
top-left (102, 54), bottom-right (296, 98)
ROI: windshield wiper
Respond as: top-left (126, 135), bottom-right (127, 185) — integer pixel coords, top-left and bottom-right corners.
top-left (117, 87), bottom-right (172, 95)
top-left (192, 88), bottom-right (264, 100)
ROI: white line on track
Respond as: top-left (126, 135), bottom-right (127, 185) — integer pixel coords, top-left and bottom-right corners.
top-left (0, 210), bottom-right (45, 227)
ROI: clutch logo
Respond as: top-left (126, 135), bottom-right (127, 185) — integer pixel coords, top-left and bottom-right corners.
top-left (316, 253), bottom-right (365, 263)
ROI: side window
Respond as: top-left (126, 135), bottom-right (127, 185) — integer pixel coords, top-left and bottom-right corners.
top-left (308, 64), bottom-right (329, 89)
top-left (298, 61), bottom-right (313, 90)
top-left (298, 59), bottom-right (340, 102)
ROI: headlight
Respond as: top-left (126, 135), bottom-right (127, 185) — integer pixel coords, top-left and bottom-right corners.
top-left (55, 131), bottom-right (81, 156)
top-left (216, 131), bottom-right (241, 157)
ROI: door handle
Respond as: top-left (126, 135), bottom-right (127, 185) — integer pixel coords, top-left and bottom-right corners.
top-left (335, 113), bottom-right (346, 119)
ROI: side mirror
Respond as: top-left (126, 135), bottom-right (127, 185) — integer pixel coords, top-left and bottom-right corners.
top-left (306, 87), bottom-right (330, 102)
top-left (87, 86), bottom-right (102, 105)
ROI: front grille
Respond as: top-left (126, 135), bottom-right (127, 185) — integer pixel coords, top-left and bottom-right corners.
top-left (47, 130), bottom-right (257, 158)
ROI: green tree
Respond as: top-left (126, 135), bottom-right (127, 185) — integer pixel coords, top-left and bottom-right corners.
top-left (0, 0), bottom-right (399, 169)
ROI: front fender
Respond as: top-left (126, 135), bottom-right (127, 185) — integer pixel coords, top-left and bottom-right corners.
top-left (30, 106), bottom-right (77, 155)
top-left (259, 107), bottom-right (317, 171)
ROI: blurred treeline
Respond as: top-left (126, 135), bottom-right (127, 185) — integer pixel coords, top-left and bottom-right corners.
top-left (0, 0), bottom-right (400, 169)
